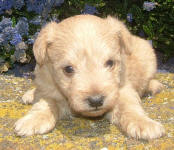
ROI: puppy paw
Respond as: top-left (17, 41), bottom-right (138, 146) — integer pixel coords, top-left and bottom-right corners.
top-left (14, 113), bottom-right (56, 136)
top-left (22, 88), bottom-right (35, 104)
top-left (126, 118), bottom-right (165, 140)
top-left (148, 80), bottom-right (164, 95)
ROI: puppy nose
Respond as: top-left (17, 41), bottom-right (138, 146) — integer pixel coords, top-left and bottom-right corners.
top-left (87, 95), bottom-right (105, 107)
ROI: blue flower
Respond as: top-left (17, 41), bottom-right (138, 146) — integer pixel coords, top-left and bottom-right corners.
top-left (10, 32), bottom-right (22, 45)
top-left (55, 0), bottom-right (64, 7)
top-left (0, 0), bottom-right (24, 14)
top-left (0, 18), bottom-right (19, 45)
top-left (42, 0), bottom-right (54, 20)
top-left (2, 26), bottom-right (15, 41)
top-left (13, 0), bottom-right (25, 10)
top-left (83, 4), bottom-right (98, 15)
top-left (27, 32), bottom-right (39, 44)
top-left (27, 38), bottom-right (34, 45)
top-left (0, 26), bottom-right (16, 45)
top-left (127, 13), bottom-right (133, 23)
top-left (0, 0), bottom-right (14, 14)
top-left (0, 18), bottom-right (22, 46)
top-left (26, 0), bottom-right (45, 14)
top-left (26, 0), bottom-right (64, 20)
top-left (0, 17), bottom-right (12, 32)
top-left (26, 0), bottom-right (57, 14)
top-left (0, 33), bottom-right (4, 45)
top-left (143, 1), bottom-right (156, 11)
top-left (16, 17), bottom-right (29, 36)
top-left (0, 1), bottom-right (4, 14)
top-left (30, 16), bottom-right (42, 25)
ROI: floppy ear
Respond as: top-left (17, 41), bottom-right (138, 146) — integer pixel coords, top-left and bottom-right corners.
top-left (106, 16), bottom-right (133, 55)
top-left (33, 22), bottom-right (58, 66)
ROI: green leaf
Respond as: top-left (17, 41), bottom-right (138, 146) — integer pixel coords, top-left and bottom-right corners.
top-left (143, 25), bottom-right (153, 39)
top-left (11, 17), bottom-right (16, 27)
top-left (159, 25), bottom-right (165, 33)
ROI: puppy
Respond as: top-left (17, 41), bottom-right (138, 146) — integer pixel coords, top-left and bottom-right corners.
top-left (15, 15), bottom-right (165, 140)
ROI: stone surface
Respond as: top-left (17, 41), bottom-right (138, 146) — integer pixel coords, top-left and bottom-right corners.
top-left (0, 63), bottom-right (10, 73)
top-left (14, 49), bottom-right (30, 64)
top-left (0, 73), bottom-right (174, 150)
top-left (15, 42), bottom-right (28, 51)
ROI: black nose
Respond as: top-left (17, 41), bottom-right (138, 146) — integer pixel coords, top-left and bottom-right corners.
top-left (87, 95), bottom-right (105, 107)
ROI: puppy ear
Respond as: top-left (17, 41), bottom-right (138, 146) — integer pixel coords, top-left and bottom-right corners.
top-left (33, 22), bottom-right (58, 65)
top-left (106, 16), bottom-right (132, 55)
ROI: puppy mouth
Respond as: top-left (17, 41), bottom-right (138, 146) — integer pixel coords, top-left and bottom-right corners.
top-left (81, 108), bottom-right (105, 117)
top-left (87, 107), bottom-right (105, 115)
top-left (90, 107), bottom-right (102, 112)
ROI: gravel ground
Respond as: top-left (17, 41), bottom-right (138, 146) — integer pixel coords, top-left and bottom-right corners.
top-left (0, 52), bottom-right (174, 150)
top-left (0, 73), bottom-right (174, 149)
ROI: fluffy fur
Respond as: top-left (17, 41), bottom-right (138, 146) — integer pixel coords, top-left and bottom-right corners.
top-left (15, 15), bottom-right (165, 140)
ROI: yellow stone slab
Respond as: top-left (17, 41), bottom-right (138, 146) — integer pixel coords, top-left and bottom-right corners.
top-left (0, 74), bottom-right (174, 150)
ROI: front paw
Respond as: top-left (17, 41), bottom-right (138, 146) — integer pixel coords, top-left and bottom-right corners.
top-left (14, 113), bottom-right (56, 136)
top-left (22, 89), bottom-right (35, 104)
top-left (125, 118), bottom-right (165, 140)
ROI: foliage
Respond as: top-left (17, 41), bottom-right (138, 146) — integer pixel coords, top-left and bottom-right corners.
top-left (0, 0), bottom-right (173, 72)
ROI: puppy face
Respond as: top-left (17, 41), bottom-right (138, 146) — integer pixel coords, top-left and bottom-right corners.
top-left (50, 35), bottom-right (121, 117)
top-left (33, 15), bottom-right (131, 117)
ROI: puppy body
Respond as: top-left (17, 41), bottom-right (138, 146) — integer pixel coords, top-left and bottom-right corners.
top-left (15, 15), bottom-right (165, 139)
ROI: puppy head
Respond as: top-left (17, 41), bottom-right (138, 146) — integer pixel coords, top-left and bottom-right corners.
top-left (33, 15), bottom-right (132, 117)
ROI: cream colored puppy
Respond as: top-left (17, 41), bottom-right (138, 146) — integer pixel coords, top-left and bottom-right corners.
top-left (15, 15), bottom-right (165, 140)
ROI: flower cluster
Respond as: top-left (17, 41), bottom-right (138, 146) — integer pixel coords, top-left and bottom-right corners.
top-left (0, 0), bottom-right (64, 15)
top-left (143, 1), bottom-right (156, 11)
top-left (26, 0), bottom-right (64, 21)
top-left (83, 4), bottom-right (98, 15)
top-left (16, 17), bottom-right (29, 36)
top-left (0, 0), bottom-right (171, 74)
top-left (0, 1), bottom-right (98, 72)
top-left (0, 17), bottom-right (22, 46)
top-left (0, 0), bottom-right (25, 14)
top-left (127, 13), bottom-right (133, 23)
top-left (0, 0), bottom-right (65, 65)
top-left (0, 1), bottom-right (96, 48)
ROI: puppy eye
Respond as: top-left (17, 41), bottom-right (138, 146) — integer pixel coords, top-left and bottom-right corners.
top-left (105, 59), bottom-right (115, 68)
top-left (63, 66), bottom-right (74, 75)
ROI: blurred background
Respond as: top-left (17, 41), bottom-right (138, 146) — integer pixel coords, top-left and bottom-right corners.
top-left (0, 0), bottom-right (173, 76)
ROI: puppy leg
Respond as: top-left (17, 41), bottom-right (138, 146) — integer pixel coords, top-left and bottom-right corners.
top-left (22, 88), bottom-right (36, 104)
top-left (15, 98), bottom-right (59, 136)
top-left (107, 84), bottom-right (165, 140)
top-left (148, 79), bottom-right (164, 95)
